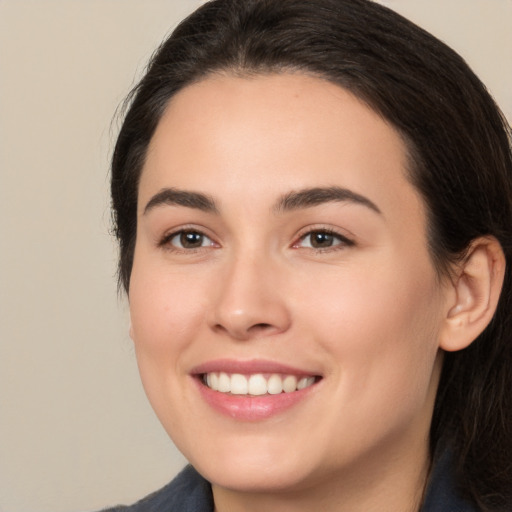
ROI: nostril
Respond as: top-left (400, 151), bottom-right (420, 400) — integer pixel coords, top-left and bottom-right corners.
top-left (252, 323), bottom-right (272, 330)
top-left (213, 321), bottom-right (280, 341)
top-left (247, 323), bottom-right (276, 335)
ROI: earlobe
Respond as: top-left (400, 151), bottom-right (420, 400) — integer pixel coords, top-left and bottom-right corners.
top-left (440, 237), bottom-right (505, 352)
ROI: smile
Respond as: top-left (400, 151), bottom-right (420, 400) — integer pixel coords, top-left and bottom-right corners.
top-left (192, 360), bottom-right (322, 420)
top-left (202, 372), bottom-right (316, 396)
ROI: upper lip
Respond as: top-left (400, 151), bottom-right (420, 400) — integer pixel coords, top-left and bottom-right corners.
top-left (190, 358), bottom-right (322, 377)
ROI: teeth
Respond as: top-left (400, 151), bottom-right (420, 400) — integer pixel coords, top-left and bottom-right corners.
top-left (209, 372), bottom-right (218, 391)
top-left (203, 372), bottom-right (316, 395)
top-left (248, 374), bottom-right (267, 396)
top-left (230, 374), bottom-right (248, 395)
top-left (218, 372), bottom-right (230, 392)
top-left (267, 374), bottom-right (283, 395)
top-left (297, 376), bottom-right (310, 390)
top-left (283, 375), bottom-right (298, 393)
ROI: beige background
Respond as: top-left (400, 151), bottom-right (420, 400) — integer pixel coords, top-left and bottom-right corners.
top-left (0, 1), bottom-right (510, 511)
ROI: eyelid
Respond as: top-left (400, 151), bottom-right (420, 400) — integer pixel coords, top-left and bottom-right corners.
top-left (158, 225), bottom-right (219, 251)
top-left (157, 224), bottom-right (354, 253)
top-left (292, 225), bottom-right (355, 250)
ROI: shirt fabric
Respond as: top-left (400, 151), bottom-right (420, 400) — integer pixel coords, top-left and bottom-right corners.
top-left (103, 451), bottom-right (478, 512)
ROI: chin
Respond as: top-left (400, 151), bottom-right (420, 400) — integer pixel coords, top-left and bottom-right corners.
top-left (201, 460), bottom-right (314, 494)
top-left (183, 437), bottom-right (319, 493)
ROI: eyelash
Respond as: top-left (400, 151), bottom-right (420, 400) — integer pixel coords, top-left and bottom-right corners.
top-left (293, 228), bottom-right (355, 252)
top-left (158, 227), bottom-right (355, 253)
top-left (159, 227), bottom-right (217, 253)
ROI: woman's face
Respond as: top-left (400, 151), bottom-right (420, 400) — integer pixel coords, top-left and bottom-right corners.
top-left (129, 73), bottom-right (449, 493)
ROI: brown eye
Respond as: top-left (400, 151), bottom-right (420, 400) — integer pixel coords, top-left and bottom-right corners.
top-left (297, 230), bottom-right (353, 250)
top-left (309, 231), bottom-right (335, 248)
top-left (168, 230), bottom-right (212, 249)
top-left (180, 231), bottom-right (204, 248)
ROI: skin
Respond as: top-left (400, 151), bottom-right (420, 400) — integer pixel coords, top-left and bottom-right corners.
top-left (129, 73), bottom-right (454, 512)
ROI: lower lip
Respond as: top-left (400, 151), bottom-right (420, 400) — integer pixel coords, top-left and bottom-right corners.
top-left (194, 377), bottom-right (318, 421)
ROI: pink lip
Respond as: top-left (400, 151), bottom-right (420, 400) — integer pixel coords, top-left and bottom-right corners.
top-left (190, 359), bottom-right (321, 422)
top-left (191, 358), bottom-right (319, 377)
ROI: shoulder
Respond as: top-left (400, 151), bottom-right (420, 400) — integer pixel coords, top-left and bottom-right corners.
top-left (421, 451), bottom-right (479, 512)
top-left (100, 465), bottom-right (213, 512)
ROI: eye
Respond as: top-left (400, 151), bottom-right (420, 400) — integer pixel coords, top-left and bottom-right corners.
top-left (164, 230), bottom-right (215, 250)
top-left (295, 229), bottom-right (354, 250)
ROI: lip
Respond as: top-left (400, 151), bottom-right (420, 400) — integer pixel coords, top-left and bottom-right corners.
top-left (190, 359), bottom-right (322, 421)
top-left (191, 358), bottom-right (320, 377)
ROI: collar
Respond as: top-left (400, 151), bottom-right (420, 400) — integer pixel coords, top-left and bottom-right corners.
top-left (421, 450), bottom-right (478, 512)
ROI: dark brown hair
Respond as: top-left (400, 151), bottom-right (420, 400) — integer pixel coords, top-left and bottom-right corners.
top-left (111, 0), bottom-right (512, 508)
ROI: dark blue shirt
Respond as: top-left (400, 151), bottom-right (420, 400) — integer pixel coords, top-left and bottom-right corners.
top-left (421, 451), bottom-right (478, 512)
top-left (104, 452), bottom-right (478, 512)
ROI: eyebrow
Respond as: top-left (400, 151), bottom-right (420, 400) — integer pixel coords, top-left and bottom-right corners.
top-left (274, 186), bottom-right (381, 214)
top-left (143, 188), bottom-right (218, 215)
top-left (143, 185), bottom-right (381, 216)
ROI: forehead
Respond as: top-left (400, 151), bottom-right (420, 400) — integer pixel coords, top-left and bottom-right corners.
top-left (140, 72), bottom-right (423, 223)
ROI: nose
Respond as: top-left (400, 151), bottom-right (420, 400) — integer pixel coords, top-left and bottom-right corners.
top-left (208, 252), bottom-right (292, 341)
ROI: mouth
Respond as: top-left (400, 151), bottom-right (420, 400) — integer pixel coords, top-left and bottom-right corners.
top-left (200, 372), bottom-right (318, 396)
top-left (190, 360), bottom-right (322, 420)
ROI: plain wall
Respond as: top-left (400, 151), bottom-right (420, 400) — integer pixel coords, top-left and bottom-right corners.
top-left (0, 1), bottom-right (510, 511)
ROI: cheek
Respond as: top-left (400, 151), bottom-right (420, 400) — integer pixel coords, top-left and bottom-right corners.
top-left (298, 257), bottom-right (443, 405)
top-left (128, 258), bottom-right (210, 377)
top-left (301, 253), bottom-right (440, 339)
top-left (128, 260), bottom-right (212, 431)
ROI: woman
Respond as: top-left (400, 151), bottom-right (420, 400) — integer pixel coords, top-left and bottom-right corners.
top-left (107, 0), bottom-right (512, 510)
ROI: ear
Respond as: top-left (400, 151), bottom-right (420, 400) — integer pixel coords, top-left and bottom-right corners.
top-left (440, 236), bottom-right (505, 352)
